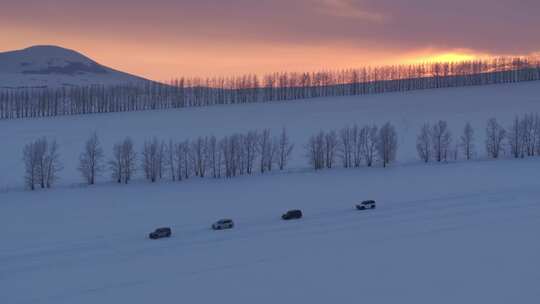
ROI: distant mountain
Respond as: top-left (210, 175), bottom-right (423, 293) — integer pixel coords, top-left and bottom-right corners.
top-left (0, 45), bottom-right (151, 89)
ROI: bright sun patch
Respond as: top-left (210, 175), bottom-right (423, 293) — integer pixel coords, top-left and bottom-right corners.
top-left (405, 52), bottom-right (482, 64)
top-left (426, 53), bottom-right (477, 62)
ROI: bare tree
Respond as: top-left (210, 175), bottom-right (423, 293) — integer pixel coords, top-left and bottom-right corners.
top-left (351, 124), bottom-right (362, 167)
top-left (142, 137), bottom-right (164, 183)
top-left (269, 137), bottom-right (280, 172)
top-left (180, 140), bottom-right (192, 179)
top-left (78, 132), bottom-right (104, 185)
top-left (451, 143), bottom-right (459, 161)
top-left (23, 140), bottom-right (42, 190)
top-left (485, 118), bottom-right (506, 159)
top-left (324, 130), bottom-right (338, 169)
top-left (416, 123), bottom-right (432, 163)
top-left (460, 122), bottom-right (475, 160)
top-left (110, 144), bottom-right (123, 184)
top-left (221, 135), bottom-right (240, 178)
top-left (220, 136), bottom-right (231, 178)
top-left (534, 114), bottom-right (540, 156)
top-left (23, 138), bottom-right (62, 190)
top-left (110, 137), bottom-right (137, 184)
top-left (173, 141), bottom-right (190, 181)
top-left (377, 122), bottom-right (398, 167)
top-left (274, 128), bottom-right (293, 170)
top-left (360, 125), bottom-right (378, 167)
top-left (258, 129), bottom-right (273, 173)
top-left (521, 113), bottom-right (540, 157)
top-left (208, 135), bottom-right (221, 178)
top-left (236, 134), bottom-right (247, 175)
top-left (165, 139), bottom-right (176, 181)
top-left (43, 140), bottom-right (62, 188)
top-left (339, 126), bottom-right (354, 168)
top-left (191, 136), bottom-right (209, 178)
top-left (244, 131), bottom-right (259, 174)
top-left (34, 138), bottom-right (49, 189)
top-left (508, 116), bottom-right (525, 158)
top-left (306, 131), bottom-right (325, 170)
top-left (431, 120), bottom-right (452, 162)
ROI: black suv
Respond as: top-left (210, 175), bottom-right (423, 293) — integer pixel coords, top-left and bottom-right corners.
top-left (356, 200), bottom-right (376, 210)
top-left (212, 219), bottom-right (234, 230)
top-left (282, 209), bottom-right (303, 220)
top-left (149, 227), bottom-right (172, 239)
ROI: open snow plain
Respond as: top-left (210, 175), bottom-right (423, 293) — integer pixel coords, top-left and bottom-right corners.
top-left (1, 82), bottom-right (540, 303)
top-left (1, 159), bottom-right (539, 303)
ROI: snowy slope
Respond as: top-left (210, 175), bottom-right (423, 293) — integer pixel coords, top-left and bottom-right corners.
top-left (0, 45), bottom-right (149, 88)
top-left (1, 79), bottom-right (540, 303)
top-left (0, 81), bottom-right (539, 189)
top-left (1, 159), bottom-right (539, 303)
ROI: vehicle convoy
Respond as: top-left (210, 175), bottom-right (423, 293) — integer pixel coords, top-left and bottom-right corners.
top-left (212, 219), bottom-right (234, 230)
top-left (149, 203), bottom-right (372, 238)
top-left (282, 209), bottom-right (303, 220)
top-left (149, 227), bottom-right (172, 239)
top-left (356, 200), bottom-right (376, 210)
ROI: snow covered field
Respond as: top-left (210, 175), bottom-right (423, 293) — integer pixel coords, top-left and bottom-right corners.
top-left (1, 81), bottom-right (540, 189)
top-left (1, 81), bottom-right (540, 303)
top-left (1, 158), bottom-right (539, 303)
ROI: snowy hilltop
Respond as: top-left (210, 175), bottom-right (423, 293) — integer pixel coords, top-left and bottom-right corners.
top-left (0, 45), bottom-right (149, 89)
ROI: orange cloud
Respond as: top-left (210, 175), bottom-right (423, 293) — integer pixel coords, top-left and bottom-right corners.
top-left (1, 25), bottom-right (537, 81)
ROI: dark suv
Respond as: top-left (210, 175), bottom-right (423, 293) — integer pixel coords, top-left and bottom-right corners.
top-left (356, 200), bottom-right (376, 210)
top-left (149, 227), bottom-right (172, 239)
top-left (212, 219), bottom-right (234, 230)
top-left (282, 209), bottom-right (303, 220)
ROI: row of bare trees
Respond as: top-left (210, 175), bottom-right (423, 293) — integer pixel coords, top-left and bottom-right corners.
top-left (21, 114), bottom-right (540, 190)
top-left (2, 57), bottom-right (540, 120)
top-left (78, 134), bottom-right (138, 185)
top-left (137, 129), bottom-right (294, 183)
top-left (417, 121), bottom-right (455, 162)
top-left (416, 113), bottom-right (540, 162)
top-left (24, 129), bottom-right (294, 190)
top-left (306, 123), bottom-right (398, 170)
top-left (507, 113), bottom-right (540, 158)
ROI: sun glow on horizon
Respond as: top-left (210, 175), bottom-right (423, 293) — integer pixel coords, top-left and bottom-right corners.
top-left (404, 51), bottom-right (485, 65)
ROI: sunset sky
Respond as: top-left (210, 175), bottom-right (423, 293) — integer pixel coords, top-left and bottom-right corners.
top-left (2, 0), bottom-right (539, 81)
